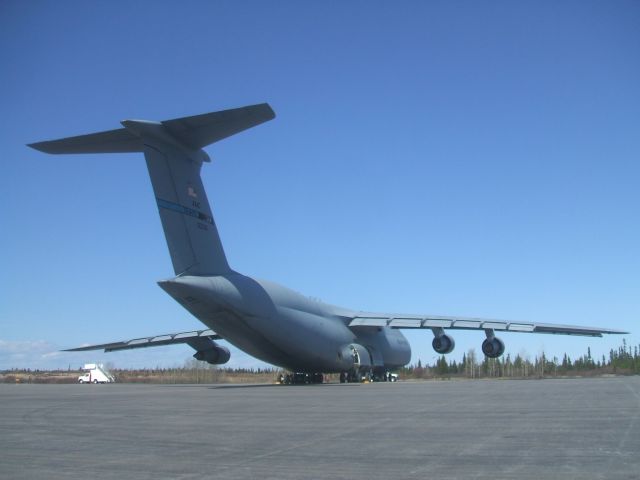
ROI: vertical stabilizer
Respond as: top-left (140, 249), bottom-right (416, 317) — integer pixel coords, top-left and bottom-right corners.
top-left (28, 103), bottom-right (276, 276)
top-left (141, 141), bottom-right (229, 275)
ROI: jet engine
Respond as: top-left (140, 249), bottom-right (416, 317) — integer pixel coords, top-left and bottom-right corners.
top-left (481, 337), bottom-right (505, 358)
top-left (193, 345), bottom-right (231, 365)
top-left (432, 333), bottom-right (455, 354)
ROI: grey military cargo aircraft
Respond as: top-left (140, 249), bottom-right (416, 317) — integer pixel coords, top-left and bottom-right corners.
top-left (29, 104), bottom-right (627, 383)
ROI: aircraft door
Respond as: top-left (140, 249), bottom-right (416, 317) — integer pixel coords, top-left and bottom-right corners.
top-left (348, 343), bottom-right (372, 369)
top-left (349, 345), bottom-right (360, 366)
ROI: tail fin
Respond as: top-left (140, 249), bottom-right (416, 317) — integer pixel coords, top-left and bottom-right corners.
top-left (29, 103), bottom-right (275, 276)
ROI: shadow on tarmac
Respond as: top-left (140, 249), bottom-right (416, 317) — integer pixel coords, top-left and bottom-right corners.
top-left (155, 382), bottom-right (364, 390)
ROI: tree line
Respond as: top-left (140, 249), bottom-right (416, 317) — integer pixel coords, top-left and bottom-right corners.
top-left (402, 340), bottom-right (640, 380)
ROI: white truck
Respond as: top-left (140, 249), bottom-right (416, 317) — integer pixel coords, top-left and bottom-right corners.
top-left (78, 363), bottom-right (115, 384)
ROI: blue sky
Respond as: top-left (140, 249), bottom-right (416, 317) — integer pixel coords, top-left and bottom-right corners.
top-left (1, 1), bottom-right (638, 370)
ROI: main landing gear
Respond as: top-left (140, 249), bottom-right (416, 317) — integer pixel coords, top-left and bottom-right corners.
top-left (278, 372), bottom-right (324, 385)
top-left (276, 370), bottom-right (399, 385)
top-left (339, 371), bottom-right (363, 383)
top-left (339, 370), bottom-right (398, 383)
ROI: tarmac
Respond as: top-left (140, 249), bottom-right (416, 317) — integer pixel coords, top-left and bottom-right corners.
top-left (1, 377), bottom-right (639, 480)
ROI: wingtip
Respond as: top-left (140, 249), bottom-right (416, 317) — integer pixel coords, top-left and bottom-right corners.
top-left (263, 102), bottom-right (276, 120)
top-left (247, 102), bottom-right (276, 120)
top-left (27, 141), bottom-right (48, 153)
top-left (61, 345), bottom-right (97, 352)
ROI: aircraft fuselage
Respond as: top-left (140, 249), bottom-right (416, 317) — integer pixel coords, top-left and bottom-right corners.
top-left (158, 274), bottom-right (412, 372)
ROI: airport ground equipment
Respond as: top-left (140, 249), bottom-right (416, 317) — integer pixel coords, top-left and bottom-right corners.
top-left (78, 363), bottom-right (114, 384)
top-left (29, 104), bottom-right (628, 382)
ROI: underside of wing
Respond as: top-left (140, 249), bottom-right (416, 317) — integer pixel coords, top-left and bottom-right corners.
top-left (63, 329), bottom-right (222, 352)
top-left (348, 314), bottom-right (628, 337)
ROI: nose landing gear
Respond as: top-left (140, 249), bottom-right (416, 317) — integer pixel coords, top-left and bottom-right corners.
top-left (340, 371), bottom-right (367, 383)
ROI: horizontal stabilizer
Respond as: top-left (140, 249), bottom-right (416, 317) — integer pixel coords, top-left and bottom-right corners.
top-left (28, 127), bottom-right (142, 154)
top-left (160, 103), bottom-right (275, 150)
top-left (28, 103), bottom-right (275, 154)
top-left (63, 329), bottom-right (221, 352)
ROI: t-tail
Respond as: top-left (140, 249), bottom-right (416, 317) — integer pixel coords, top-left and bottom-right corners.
top-left (29, 104), bottom-right (275, 276)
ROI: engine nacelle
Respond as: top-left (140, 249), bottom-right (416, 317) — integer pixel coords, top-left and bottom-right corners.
top-left (193, 345), bottom-right (231, 365)
top-left (432, 334), bottom-right (455, 354)
top-left (481, 337), bottom-right (505, 358)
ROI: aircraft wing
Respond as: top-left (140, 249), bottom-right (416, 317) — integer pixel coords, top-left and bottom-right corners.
top-left (348, 314), bottom-right (628, 337)
top-left (63, 329), bottom-right (222, 352)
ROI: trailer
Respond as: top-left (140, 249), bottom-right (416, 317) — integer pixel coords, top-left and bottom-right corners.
top-left (78, 363), bottom-right (115, 384)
